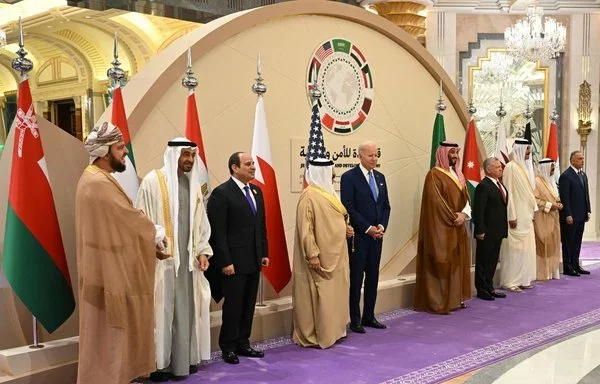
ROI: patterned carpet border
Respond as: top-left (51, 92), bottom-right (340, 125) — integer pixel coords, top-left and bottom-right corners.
top-left (203, 307), bottom-right (416, 364)
top-left (380, 308), bottom-right (600, 384)
top-left (379, 270), bottom-right (600, 384)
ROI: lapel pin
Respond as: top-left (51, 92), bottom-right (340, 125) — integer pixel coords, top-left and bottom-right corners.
top-left (252, 189), bottom-right (257, 195)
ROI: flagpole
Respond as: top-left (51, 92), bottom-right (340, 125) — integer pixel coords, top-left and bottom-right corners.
top-left (468, 100), bottom-right (477, 267)
top-left (12, 17), bottom-right (44, 349)
top-left (107, 31), bottom-right (126, 88)
top-left (252, 53), bottom-right (267, 308)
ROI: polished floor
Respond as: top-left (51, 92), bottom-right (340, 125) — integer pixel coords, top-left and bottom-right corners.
top-left (446, 258), bottom-right (600, 384)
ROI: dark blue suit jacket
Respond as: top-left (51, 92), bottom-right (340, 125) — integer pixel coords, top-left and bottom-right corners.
top-left (340, 165), bottom-right (391, 236)
top-left (559, 167), bottom-right (591, 222)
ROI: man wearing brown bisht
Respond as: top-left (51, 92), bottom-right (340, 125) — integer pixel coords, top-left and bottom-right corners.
top-left (292, 158), bottom-right (354, 348)
top-left (76, 121), bottom-right (170, 384)
top-left (414, 141), bottom-right (472, 315)
top-left (534, 158), bottom-right (562, 280)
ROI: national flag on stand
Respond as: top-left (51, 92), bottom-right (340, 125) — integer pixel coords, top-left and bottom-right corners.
top-left (250, 95), bottom-right (291, 293)
top-left (462, 117), bottom-right (482, 205)
top-left (430, 112), bottom-right (446, 168)
top-left (110, 82), bottom-right (139, 204)
top-left (2, 75), bottom-right (75, 333)
top-left (546, 119), bottom-right (561, 184)
top-left (303, 101), bottom-right (327, 187)
top-left (184, 88), bottom-right (210, 199)
top-left (495, 118), bottom-right (510, 166)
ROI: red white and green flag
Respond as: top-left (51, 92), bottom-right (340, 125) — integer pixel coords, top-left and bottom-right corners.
top-left (462, 117), bottom-right (482, 204)
top-left (185, 88), bottom-right (210, 199)
top-left (110, 83), bottom-right (139, 204)
top-left (2, 76), bottom-right (75, 333)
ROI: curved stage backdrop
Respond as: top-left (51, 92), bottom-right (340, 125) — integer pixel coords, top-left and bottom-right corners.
top-left (0, 0), bottom-right (470, 349)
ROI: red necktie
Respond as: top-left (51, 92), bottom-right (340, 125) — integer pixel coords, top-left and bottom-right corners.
top-left (496, 181), bottom-right (506, 203)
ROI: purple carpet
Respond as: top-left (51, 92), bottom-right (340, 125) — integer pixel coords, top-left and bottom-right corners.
top-left (580, 241), bottom-right (600, 260)
top-left (154, 244), bottom-right (600, 384)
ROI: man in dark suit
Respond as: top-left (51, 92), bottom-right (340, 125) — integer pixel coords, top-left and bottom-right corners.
top-left (340, 141), bottom-right (391, 333)
top-left (559, 150), bottom-right (592, 276)
top-left (206, 152), bottom-right (269, 364)
top-left (473, 157), bottom-right (508, 301)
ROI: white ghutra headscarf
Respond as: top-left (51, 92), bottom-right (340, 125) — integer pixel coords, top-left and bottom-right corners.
top-left (538, 158), bottom-right (558, 196)
top-left (305, 157), bottom-right (338, 198)
top-left (511, 139), bottom-right (535, 188)
top-left (162, 137), bottom-right (203, 275)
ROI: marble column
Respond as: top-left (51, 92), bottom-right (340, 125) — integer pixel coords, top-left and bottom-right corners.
top-left (567, 14), bottom-right (600, 239)
top-left (425, 10), bottom-right (457, 84)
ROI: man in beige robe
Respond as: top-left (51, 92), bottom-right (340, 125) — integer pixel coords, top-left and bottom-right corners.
top-left (292, 158), bottom-right (354, 349)
top-left (76, 122), bottom-right (170, 384)
top-left (499, 139), bottom-right (538, 291)
top-left (534, 158), bottom-right (562, 280)
top-left (137, 138), bottom-right (212, 381)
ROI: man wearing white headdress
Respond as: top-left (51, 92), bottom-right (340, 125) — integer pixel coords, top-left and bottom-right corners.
top-left (499, 139), bottom-right (538, 292)
top-left (534, 159), bottom-right (562, 280)
top-left (76, 122), bottom-right (169, 384)
top-left (292, 158), bottom-right (354, 349)
top-left (137, 138), bottom-right (212, 381)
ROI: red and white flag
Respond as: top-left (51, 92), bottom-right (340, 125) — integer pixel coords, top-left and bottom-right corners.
top-left (250, 96), bottom-right (291, 293)
top-left (185, 89), bottom-right (210, 199)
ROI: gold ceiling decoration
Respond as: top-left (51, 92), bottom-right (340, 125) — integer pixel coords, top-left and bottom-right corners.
top-left (371, 1), bottom-right (428, 38)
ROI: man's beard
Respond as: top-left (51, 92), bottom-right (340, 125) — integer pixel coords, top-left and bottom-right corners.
top-left (109, 152), bottom-right (126, 173)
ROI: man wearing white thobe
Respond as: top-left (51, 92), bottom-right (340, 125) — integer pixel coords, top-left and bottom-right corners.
top-left (137, 138), bottom-right (212, 381)
top-left (499, 139), bottom-right (538, 291)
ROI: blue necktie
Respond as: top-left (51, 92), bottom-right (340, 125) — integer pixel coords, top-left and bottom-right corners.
top-left (244, 186), bottom-right (257, 215)
top-left (578, 171), bottom-right (585, 185)
top-left (368, 171), bottom-right (378, 200)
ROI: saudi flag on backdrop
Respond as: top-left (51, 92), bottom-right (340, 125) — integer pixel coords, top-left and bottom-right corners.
top-left (109, 83), bottom-right (139, 204)
top-left (462, 117), bottom-right (482, 205)
top-left (430, 112), bottom-right (446, 168)
top-left (2, 76), bottom-right (75, 332)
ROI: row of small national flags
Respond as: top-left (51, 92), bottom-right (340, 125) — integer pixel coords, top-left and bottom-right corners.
top-left (430, 110), bottom-right (561, 205)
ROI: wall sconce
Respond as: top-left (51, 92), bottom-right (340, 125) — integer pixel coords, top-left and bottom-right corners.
top-left (576, 80), bottom-right (592, 154)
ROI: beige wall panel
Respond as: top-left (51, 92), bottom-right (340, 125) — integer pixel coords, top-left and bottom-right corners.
top-left (60, 61), bottom-right (77, 79)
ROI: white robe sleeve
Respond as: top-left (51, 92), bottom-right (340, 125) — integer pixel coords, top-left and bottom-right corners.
top-left (193, 192), bottom-right (213, 260)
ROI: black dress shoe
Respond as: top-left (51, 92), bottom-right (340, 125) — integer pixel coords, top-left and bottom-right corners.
top-left (361, 319), bottom-right (387, 329)
top-left (576, 267), bottom-right (591, 275)
top-left (477, 292), bottom-right (495, 301)
top-left (349, 323), bottom-right (366, 334)
top-left (564, 269), bottom-right (580, 276)
top-left (235, 347), bottom-right (264, 358)
top-left (490, 291), bottom-right (506, 298)
top-left (221, 351), bottom-right (240, 364)
top-left (149, 371), bottom-right (170, 382)
top-left (189, 365), bottom-right (199, 374)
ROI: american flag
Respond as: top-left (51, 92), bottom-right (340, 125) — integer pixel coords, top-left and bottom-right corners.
top-left (306, 101), bottom-right (326, 166)
top-left (315, 42), bottom-right (332, 62)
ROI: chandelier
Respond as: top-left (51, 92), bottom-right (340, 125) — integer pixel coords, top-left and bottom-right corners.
top-left (504, 1), bottom-right (566, 62)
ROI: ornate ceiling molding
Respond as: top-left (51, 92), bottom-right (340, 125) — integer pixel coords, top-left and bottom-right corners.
top-left (432, 0), bottom-right (600, 12)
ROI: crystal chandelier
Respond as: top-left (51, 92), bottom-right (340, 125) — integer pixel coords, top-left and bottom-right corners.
top-left (504, 1), bottom-right (566, 62)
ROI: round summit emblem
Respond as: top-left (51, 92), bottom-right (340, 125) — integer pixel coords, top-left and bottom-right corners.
top-left (307, 38), bottom-right (373, 135)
